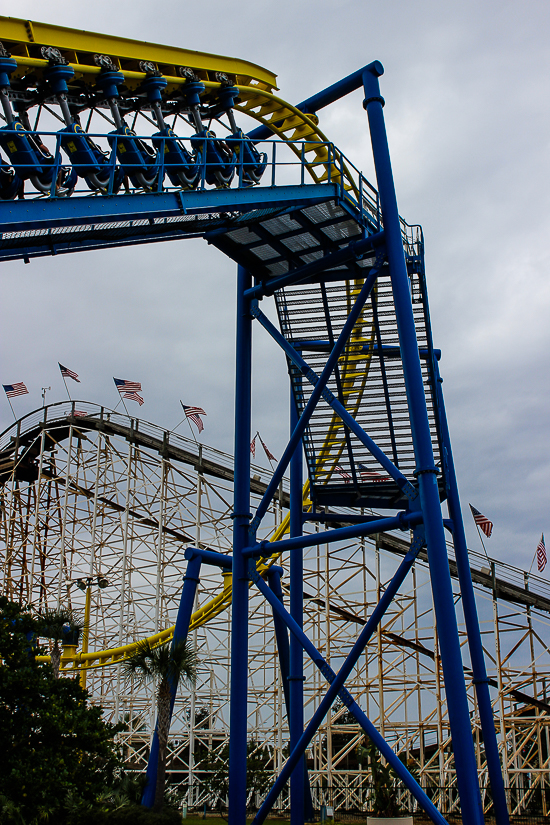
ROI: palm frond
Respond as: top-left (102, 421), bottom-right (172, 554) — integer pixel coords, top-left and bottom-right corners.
top-left (37, 606), bottom-right (85, 644)
top-left (121, 639), bottom-right (156, 680)
top-left (122, 638), bottom-right (198, 687)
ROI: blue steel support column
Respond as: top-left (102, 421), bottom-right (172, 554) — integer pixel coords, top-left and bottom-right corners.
top-left (142, 555), bottom-right (202, 808)
top-left (229, 264), bottom-right (253, 825)
top-left (362, 63), bottom-right (484, 824)
top-left (434, 360), bottom-right (509, 824)
top-left (269, 564), bottom-right (314, 822)
top-left (289, 388), bottom-right (305, 825)
top-left (267, 567), bottom-right (291, 712)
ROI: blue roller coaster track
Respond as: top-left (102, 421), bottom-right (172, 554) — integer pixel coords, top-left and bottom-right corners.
top-left (0, 16), bottom-right (509, 825)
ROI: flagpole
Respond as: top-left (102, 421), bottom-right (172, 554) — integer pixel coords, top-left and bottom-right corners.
top-left (259, 431), bottom-right (276, 468)
top-left (474, 522), bottom-right (490, 561)
top-left (180, 401), bottom-right (198, 443)
top-left (113, 379), bottom-right (131, 417)
top-left (527, 535), bottom-right (544, 576)
top-left (61, 374), bottom-right (72, 402)
top-left (250, 431), bottom-right (259, 460)
top-left (6, 396), bottom-right (16, 421)
top-left (186, 417), bottom-right (198, 442)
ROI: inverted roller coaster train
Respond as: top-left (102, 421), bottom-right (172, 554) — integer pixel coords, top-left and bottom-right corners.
top-left (0, 16), bottom-right (512, 825)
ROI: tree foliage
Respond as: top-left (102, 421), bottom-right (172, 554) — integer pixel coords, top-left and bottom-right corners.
top-left (123, 638), bottom-right (197, 813)
top-left (357, 738), bottom-right (407, 818)
top-left (0, 597), bottom-right (123, 823)
top-left (203, 739), bottom-right (272, 816)
top-left (36, 606), bottom-right (85, 679)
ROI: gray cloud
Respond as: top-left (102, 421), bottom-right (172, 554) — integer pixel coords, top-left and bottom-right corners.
top-left (1, 0), bottom-right (549, 569)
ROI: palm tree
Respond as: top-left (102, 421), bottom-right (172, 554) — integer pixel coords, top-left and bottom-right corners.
top-left (123, 638), bottom-right (197, 812)
top-left (37, 607), bottom-right (85, 679)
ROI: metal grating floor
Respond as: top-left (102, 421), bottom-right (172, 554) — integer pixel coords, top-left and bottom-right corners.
top-left (212, 197), bottom-right (444, 509)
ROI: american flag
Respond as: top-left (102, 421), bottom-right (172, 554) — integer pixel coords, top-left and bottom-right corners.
top-left (250, 435), bottom-right (257, 458)
top-left (358, 463), bottom-right (389, 482)
top-left (123, 391), bottom-right (144, 406)
top-left (182, 403), bottom-right (206, 434)
top-left (3, 382), bottom-right (28, 398)
top-left (259, 435), bottom-right (276, 463)
top-left (335, 465), bottom-right (352, 483)
top-left (537, 534), bottom-right (547, 573)
top-left (69, 410), bottom-right (88, 418)
top-left (59, 363), bottom-right (80, 383)
top-left (469, 504), bottom-right (493, 538)
top-left (114, 377), bottom-right (142, 394)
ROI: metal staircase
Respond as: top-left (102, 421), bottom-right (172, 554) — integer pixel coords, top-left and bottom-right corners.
top-left (0, 18), bottom-right (511, 825)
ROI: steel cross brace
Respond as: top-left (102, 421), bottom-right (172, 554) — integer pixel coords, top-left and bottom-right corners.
top-left (142, 554), bottom-right (202, 808)
top-left (244, 510), bottom-right (424, 558)
top-left (248, 259), bottom-right (417, 539)
top-left (244, 231), bottom-right (385, 299)
top-left (249, 528), bottom-right (447, 825)
top-left (363, 63), bottom-right (485, 823)
top-left (432, 359), bottom-right (510, 825)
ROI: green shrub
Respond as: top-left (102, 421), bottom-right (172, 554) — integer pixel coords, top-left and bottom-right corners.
top-left (64, 803), bottom-right (182, 825)
top-left (105, 806), bottom-right (182, 824)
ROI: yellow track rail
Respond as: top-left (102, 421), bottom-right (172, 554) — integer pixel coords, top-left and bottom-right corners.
top-left (49, 278), bottom-right (376, 675)
top-left (0, 16), bottom-right (278, 90)
top-left (4, 18), bottom-right (377, 671)
top-left (39, 482), bottom-right (311, 672)
top-left (0, 16), bottom-right (369, 202)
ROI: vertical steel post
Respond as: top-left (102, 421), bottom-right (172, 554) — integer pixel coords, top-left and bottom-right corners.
top-left (228, 264), bottom-right (253, 825)
top-left (154, 457), bottom-right (167, 634)
top-left (57, 425), bottom-right (74, 607)
top-left (142, 554), bottom-right (202, 808)
top-left (81, 434), bottom-right (103, 691)
top-left (115, 441), bottom-right (133, 721)
top-left (80, 583), bottom-right (92, 690)
top-left (362, 62), bottom-right (484, 824)
top-left (433, 358), bottom-right (509, 824)
top-left (289, 388), bottom-right (305, 825)
top-left (267, 567), bottom-right (291, 712)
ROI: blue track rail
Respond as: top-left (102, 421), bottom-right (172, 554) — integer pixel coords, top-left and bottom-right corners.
top-left (0, 31), bottom-right (509, 825)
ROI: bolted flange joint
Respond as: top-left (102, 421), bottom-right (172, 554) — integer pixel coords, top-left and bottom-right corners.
top-left (363, 95), bottom-right (385, 109)
top-left (413, 465), bottom-right (439, 477)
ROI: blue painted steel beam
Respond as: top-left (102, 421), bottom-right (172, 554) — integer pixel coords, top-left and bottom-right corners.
top-left (248, 267), bottom-right (384, 535)
top-left (248, 62), bottom-right (382, 141)
top-left (248, 285), bottom-right (415, 536)
top-left (268, 566), bottom-right (313, 821)
top-left (184, 546), bottom-right (233, 569)
top-left (433, 358), bottom-right (510, 824)
top-left (142, 555), bottom-right (202, 808)
top-left (244, 232), bottom-right (385, 298)
top-left (304, 512), bottom-right (387, 524)
top-left (248, 534), bottom-right (450, 825)
top-left (0, 184), bottom-right (339, 233)
top-left (228, 264), bottom-right (253, 825)
top-left (267, 567), bottom-right (291, 712)
top-left (363, 343), bottom-right (442, 360)
top-left (289, 389), bottom-right (305, 825)
top-left (0, 229), bottom-right (207, 264)
top-left (245, 511), bottom-right (423, 559)
top-left (362, 63), bottom-right (485, 823)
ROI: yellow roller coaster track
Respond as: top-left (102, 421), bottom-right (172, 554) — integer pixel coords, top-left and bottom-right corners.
top-left (1, 17), bottom-right (378, 671)
top-left (0, 16), bottom-right (365, 199)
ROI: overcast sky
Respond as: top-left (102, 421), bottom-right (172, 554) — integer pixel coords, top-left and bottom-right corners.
top-left (0, 0), bottom-right (548, 571)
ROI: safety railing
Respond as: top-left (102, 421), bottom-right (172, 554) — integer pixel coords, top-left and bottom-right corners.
top-left (0, 399), bottom-right (277, 486)
top-left (0, 127), bottom-right (381, 220)
top-left (3, 402), bottom-right (549, 618)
